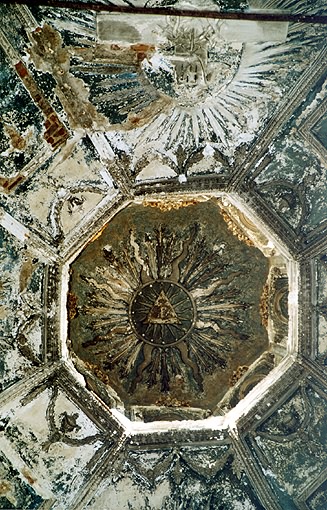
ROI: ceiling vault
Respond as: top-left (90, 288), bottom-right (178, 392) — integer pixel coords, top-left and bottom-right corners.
top-left (1, 1), bottom-right (327, 509)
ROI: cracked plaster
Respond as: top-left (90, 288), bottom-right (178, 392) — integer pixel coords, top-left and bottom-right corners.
top-left (0, 1), bottom-right (327, 509)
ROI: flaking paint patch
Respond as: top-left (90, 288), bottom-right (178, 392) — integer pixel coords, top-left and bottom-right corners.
top-left (0, 3), bottom-right (327, 509)
top-left (136, 161), bottom-right (177, 181)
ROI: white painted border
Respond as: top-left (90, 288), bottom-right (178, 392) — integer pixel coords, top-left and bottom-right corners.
top-left (59, 191), bottom-right (299, 434)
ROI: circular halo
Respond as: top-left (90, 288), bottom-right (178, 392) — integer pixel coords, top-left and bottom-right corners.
top-left (129, 280), bottom-right (196, 347)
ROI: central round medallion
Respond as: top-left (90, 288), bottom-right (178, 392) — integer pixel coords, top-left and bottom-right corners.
top-left (129, 280), bottom-right (196, 347)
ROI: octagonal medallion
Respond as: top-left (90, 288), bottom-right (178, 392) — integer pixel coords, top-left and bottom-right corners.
top-left (67, 197), bottom-right (290, 420)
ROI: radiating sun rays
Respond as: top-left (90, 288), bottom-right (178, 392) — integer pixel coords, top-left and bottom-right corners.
top-left (74, 222), bottom-right (252, 393)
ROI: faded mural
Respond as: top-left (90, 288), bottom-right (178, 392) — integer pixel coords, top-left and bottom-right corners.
top-left (0, 0), bottom-right (327, 509)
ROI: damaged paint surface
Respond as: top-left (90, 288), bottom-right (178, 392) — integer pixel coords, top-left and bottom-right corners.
top-left (0, 1), bottom-right (327, 509)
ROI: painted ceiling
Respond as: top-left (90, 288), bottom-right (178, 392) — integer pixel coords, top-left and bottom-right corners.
top-left (1, 1), bottom-right (327, 509)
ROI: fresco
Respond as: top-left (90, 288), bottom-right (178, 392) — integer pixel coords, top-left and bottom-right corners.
top-left (0, 1), bottom-right (327, 508)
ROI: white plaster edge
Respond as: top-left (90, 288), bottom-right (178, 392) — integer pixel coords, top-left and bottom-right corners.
top-left (0, 210), bottom-right (30, 242)
top-left (288, 259), bottom-right (299, 354)
top-left (58, 191), bottom-right (299, 435)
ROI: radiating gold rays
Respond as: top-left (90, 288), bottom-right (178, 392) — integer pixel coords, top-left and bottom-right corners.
top-left (78, 224), bottom-right (251, 392)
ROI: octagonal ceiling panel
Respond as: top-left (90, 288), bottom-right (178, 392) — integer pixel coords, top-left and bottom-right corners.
top-left (1, 1), bottom-right (327, 509)
top-left (67, 197), bottom-right (292, 420)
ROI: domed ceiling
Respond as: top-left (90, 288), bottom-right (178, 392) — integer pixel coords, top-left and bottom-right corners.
top-left (1, 1), bottom-right (327, 509)
top-left (67, 197), bottom-right (292, 422)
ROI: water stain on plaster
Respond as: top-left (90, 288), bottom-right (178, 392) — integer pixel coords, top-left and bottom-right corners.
top-left (1, 2), bottom-right (326, 508)
top-left (26, 24), bottom-right (102, 131)
top-left (3, 123), bottom-right (29, 151)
